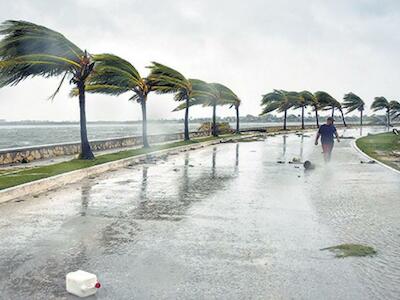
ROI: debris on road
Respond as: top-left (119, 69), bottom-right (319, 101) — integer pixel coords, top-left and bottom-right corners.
top-left (288, 157), bottom-right (302, 164)
top-left (321, 244), bottom-right (377, 258)
top-left (66, 270), bottom-right (101, 298)
top-left (360, 160), bottom-right (376, 164)
top-left (303, 160), bottom-right (315, 170)
top-left (339, 136), bottom-right (355, 139)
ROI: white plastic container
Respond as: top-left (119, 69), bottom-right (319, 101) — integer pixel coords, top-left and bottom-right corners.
top-left (66, 270), bottom-right (101, 298)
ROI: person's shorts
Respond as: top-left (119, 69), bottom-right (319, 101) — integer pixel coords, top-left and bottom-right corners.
top-left (322, 143), bottom-right (334, 153)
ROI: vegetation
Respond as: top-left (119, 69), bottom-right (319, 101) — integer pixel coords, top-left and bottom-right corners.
top-left (314, 91), bottom-right (346, 126)
top-left (321, 243), bottom-right (377, 258)
top-left (72, 54), bottom-right (153, 148)
top-left (260, 90), bottom-right (298, 130)
top-left (197, 122), bottom-right (233, 135)
top-left (343, 92), bottom-right (365, 126)
top-left (298, 91), bottom-right (318, 128)
top-left (174, 82), bottom-right (241, 136)
top-left (371, 97), bottom-right (400, 127)
top-left (147, 62), bottom-right (203, 141)
top-left (356, 132), bottom-right (400, 170)
top-left (0, 18), bottom-right (399, 167)
top-left (0, 20), bottom-right (96, 159)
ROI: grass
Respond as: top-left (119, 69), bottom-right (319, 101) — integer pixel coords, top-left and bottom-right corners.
top-left (321, 243), bottom-right (377, 258)
top-left (0, 134), bottom-right (237, 190)
top-left (356, 132), bottom-right (400, 170)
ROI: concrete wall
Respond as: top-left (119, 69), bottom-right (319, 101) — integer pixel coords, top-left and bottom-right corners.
top-left (0, 131), bottom-right (209, 165)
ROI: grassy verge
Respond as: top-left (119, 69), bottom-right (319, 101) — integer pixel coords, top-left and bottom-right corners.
top-left (356, 132), bottom-right (400, 171)
top-left (0, 134), bottom-right (237, 190)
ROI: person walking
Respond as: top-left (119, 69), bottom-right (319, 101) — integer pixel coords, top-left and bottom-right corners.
top-left (315, 117), bottom-right (340, 162)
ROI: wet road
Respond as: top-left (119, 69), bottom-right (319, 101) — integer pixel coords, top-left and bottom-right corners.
top-left (0, 127), bottom-right (399, 299)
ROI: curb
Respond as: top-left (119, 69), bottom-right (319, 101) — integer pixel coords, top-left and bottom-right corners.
top-left (352, 138), bottom-right (400, 175)
top-left (0, 135), bottom-right (253, 204)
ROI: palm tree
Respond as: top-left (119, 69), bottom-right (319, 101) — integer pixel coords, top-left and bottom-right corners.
top-left (315, 91), bottom-right (336, 117)
top-left (173, 82), bottom-right (240, 136)
top-left (261, 90), bottom-right (297, 130)
top-left (343, 92), bottom-right (365, 126)
top-left (0, 20), bottom-right (95, 159)
top-left (209, 83), bottom-right (241, 136)
top-left (72, 54), bottom-right (152, 148)
top-left (301, 91), bottom-right (320, 128)
top-left (147, 62), bottom-right (197, 141)
top-left (371, 97), bottom-right (392, 126)
top-left (295, 91), bottom-right (313, 129)
top-left (391, 101), bottom-right (400, 121)
top-left (315, 91), bottom-right (346, 126)
top-left (231, 98), bottom-right (241, 134)
top-left (335, 101), bottom-right (347, 127)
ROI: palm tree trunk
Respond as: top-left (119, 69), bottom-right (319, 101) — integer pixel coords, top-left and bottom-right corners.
top-left (315, 107), bottom-right (319, 128)
top-left (301, 106), bottom-right (305, 129)
top-left (141, 96), bottom-right (149, 148)
top-left (360, 110), bottom-right (363, 126)
top-left (235, 105), bottom-right (240, 134)
top-left (212, 103), bottom-right (217, 137)
top-left (78, 82), bottom-right (94, 160)
top-left (387, 108), bottom-right (391, 127)
top-left (331, 106), bottom-right (334, 118)
top-left (184, 97), bottom-right (190, 141)
top-left (340, 108), bottom-right (347, 127)
top-left (283, 109), bottom-right (287, 130)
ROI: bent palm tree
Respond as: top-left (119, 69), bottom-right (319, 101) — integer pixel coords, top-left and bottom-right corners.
top-left (173, 82), bottom-right (240, 136)
top-left (299, 91), bottom-right (320, 128)
top-left (231, 97), bottom-right (241, 134)
top-left (315, 91), bottom-right (336, 117)
top-left (371, 97), bottom-right (391, 126)
top-left (0, 20), bottom-right (95, 159)
top-left (261, 90), bottom-right (297, 130)
top-left (389, 100), bottom-right (400, 124)
top-left (343, 92), bottom-right (365, 126)
top-left (391, 101), bottom-right (400, 121)
top-left (295, 91), bottom-right (313, 129)
top-left (72, 54), bottom-right (152, 148)
top-left (335, 101), bottom-right (347, 127)
top-left (315, 91), bottom-right (346, 126)
top-left (209, 83), bottom-right (241, 136)
top-left (147, 62), bottom-right (195, 141)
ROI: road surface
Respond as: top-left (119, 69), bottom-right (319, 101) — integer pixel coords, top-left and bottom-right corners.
top-left (0, 127), bottom-right (399, 299)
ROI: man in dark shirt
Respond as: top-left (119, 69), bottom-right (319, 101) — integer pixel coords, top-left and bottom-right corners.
top-left (315, 117), bottom-right (340, 161)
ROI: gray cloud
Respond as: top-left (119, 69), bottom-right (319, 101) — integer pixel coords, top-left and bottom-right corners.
top-left (0, 0), bottom-right (399, 121)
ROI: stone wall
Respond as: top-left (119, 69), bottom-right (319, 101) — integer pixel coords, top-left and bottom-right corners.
top-left (0, 131), bottom-right (209, 166)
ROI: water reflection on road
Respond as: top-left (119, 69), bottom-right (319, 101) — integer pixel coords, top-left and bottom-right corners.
top-left (0, 126), bottom-right (399, 299)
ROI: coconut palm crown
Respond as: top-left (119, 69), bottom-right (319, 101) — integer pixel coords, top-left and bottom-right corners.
top-left (72, 54), bottom-right (152, 147)
top-left (174, 82), bottom-right (241, 136)
top-left (314, 91), bottom-right (346, 126)
top-left (299, 91), bottom-right (320, 127)
top-left (0, 20), bottom-right (95, 159)
top-left (343, 92), bottom-right (365, 126)
top-left (371, 97), bottom-right (392, 126)
top-left (260, 90), bottom-right (297, 130)
top-left (147, 62), bottom-right (196, 141)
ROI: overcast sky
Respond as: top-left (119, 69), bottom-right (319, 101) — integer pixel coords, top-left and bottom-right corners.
top-left (0, 0), bottom-right (399, 121)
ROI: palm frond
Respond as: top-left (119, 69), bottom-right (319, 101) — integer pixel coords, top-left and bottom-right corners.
top-left (343, 92), bottom-right (364, 113)
top-left (70, 84), bottom-right (129, 97)
top-left (147, 62), bottom-right (191, 99)
top-left (261, 90), bottom-right (296, 113)
top-left (0, 20), bottom-right (85, 88)
top-left (371, 97), bottom-right (389, 111)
